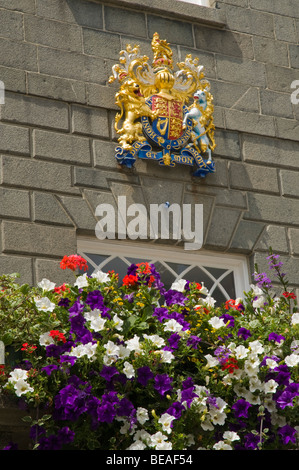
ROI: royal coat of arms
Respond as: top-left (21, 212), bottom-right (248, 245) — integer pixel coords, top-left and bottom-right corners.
top-left (109, 33), bottom-right (216, 177)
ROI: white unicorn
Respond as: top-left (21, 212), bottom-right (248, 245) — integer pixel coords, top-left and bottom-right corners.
top-left (183, 89), bottom-right (215, 163)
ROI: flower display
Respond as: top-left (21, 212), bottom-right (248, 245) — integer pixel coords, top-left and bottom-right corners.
top-left (0, 250), bottom-right (298, 451)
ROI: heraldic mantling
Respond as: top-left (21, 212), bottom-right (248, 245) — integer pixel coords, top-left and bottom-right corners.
top-left (109, 33), bottom-right (216, 178)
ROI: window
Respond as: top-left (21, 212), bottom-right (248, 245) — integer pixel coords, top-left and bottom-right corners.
top-left (78, 239), bottom-right (250, 306)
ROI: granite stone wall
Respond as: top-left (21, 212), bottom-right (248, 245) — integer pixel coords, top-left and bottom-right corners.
top-left (0, 0), bottom-right (298, 291)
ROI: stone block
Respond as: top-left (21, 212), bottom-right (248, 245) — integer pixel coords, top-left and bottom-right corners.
top-left (280, 170), bottom-right (299, 198)
top-left (289, 228), bottom-right (299, 256)
top-left (104, 6), bottom-right (147, 37)
top-left (0, 93), bottom-right (69, 131)
top-left (0, 9), bottom-right (24, 41)
top-left (249, 0), bottom-right (299, 20)
top-left (260, 89), bottom-right (294, 119)
top-left (0, 0), bottom-right (35, 13)
top-left (275, 118), bottom-right (299, 142)
top-left (24, 16), bottom-right (82, 52)
top-left (85, 83), bottom-right (118, 110)
top-left (0, 123), bottom-right (30, 156)
top-left (205, 206), bottom-right (241, 250)
top-left (266, 64), bottom-right (299, 93)
top-left (0, 38), bottom-right (37, 72)
top-left (32, 192), bottom-right (74, 226)
top-left (0, 188), bottom-right (30, 220)
top-left (33, 130), bottom-right (91, 165)
top-left (35, 258), bottom-right (75, 286)
top-left (229, 162), bottom-right (280, 194)
top-left (213, 129), bottom-right (241, 160)
top-left (230, 220), bottom-right (265, 253)
top-left (253, 36), bottom-right (289, 68)
top-left (0, 65), bottom-right (26, 94)
top-left (225, 4), bottom-right (274, 38)
top-left (225, 109), bottom-right (276, 137)
top-left (36, 0), bottom-right (103, 29)
top-left (194, 25), bottom-right (254, 59)
top-left (216, 55), bottom-right (266, 87)
top-left (93, 140), bottom-right (120, 169)
top-left (242, 134), bottom-right (299, 169)
top-left (27, 73), bottom-right (86, 104)
top-left (73, 166), bottom-right (139, 190)
top-left (209, 80), bottom-right (259, 112)
top-left (71, 105), bottom-right (109, 138)
top-left (58, 195), bottom-right (97, 232)
top-left (244, 192), bottom-right (299, 226)
top-left (274, 15), bottom-right (297, 43)
top-left (183, 191), bottom-right (215, 242)
top-left (289, 44), bottom-right (299, 70)
top-left (147, 15), bottom-right (194, 47)
top-left (0, 255), bottom-right (33, 285)
top-left (38, 46), bottom-right (109, 85)
top-left (2, 221), bottom-right (77, 257)
top-left (82, 29), bottom-right (122, 61)
top-left (0, 155), bottom-right (79, 195)
top-left (255, 225), bottom-right (289, 254)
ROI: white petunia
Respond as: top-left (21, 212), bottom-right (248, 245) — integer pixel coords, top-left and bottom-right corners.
top-left (125, 335), bottom-right (142, 353)
top-left (213, 441), bottom-right (232, 450)
top-left (264, 379), bottom-right (278, 394)
top-left (223, 431), bottom-right (240, 443)
top-left (158, 350), bottom-right (175, 363)
top-left (74, 273), bottom-right (89, 288)
top-left (91, 270), bottom-right (110, 283)
top-left (249, 340), bottom-right (264, 355)
top-left (143, 334), bottom-right (165, 348)
top-left (158, 413), bottom-right (175, 434)
top-left (123, 361), bottom-right (135, 379)
top-left (204, 295), bottom-right (216, 307)
top-left (104, 340), bottom-right (120, 357)
top-left (14, 379), bottom-right (34, 397)
top-left (199, 282), bottom-right (209, 295)
top-left (170, 279), bottom-right (187, 292)
top-left (34, 296), bottom-right (56, 312)
top-left (291, 312), bottom-right (299, 325)
top-left (39, 331), bottom-right (54, 346)
top-left (285, 353), bottom-right (299, 367)
top-left (163, 318), bottom-right (183, 333)
top-left (37, 278), bottom-right (56, 292)
top-left (266, 358), bottom-right (279, 369)
top-left (112, 314), bottom-right (124, 331)
top-left (8, 368), bottom-right (28, 384)
top-left (136, 407), bottom-right (149, 425)
top-left (204, 354), bottom-right (219, 368)
top-left (252, 295), bottom-right (266, 309)
top-left (127, 440), bottom-right (146, 450)
top-left (208, 316), bottom-right (226, 329)
top-left (71, 342), bottom-right (97, 359)
top-left (234, 345), bottom-right (249, 359)
top-left (118, 345), bottom-right (130, 359)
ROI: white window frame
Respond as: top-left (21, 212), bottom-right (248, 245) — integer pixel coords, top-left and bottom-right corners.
top-left (177, 0), bottom-right (212, 6)
top-left (77, 238), bottom-right (250, 301)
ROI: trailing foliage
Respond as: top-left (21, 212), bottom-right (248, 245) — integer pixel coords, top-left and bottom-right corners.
top-left (0, 251), bottom-right (298, 450)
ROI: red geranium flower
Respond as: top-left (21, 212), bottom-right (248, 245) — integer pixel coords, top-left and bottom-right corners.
top-left (60, 255), bottom-right (88, 272)
top-left (49, 330), bottom-right (66, 343)
top-left (283, 291), bottom-right (296, 299)
top-left (221, 357), bottom-right (239, 374)
top-left (21, 343), bottom-right (37, 353)
top-left (122, 274), bottom-right (138, 287)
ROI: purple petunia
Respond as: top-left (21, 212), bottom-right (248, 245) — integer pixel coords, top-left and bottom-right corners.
top-left (278, 425), bottom-right (297, 445)
top-left (237, 327), bottom-right (252, 340)
top-left (100, 365), bottom-right (119, 382)
top-left (186, 335), bottom-right (201, 349)
top-left (232, 399), bottom-right (252, 419)
top-left (164, 290), bottom-right (188, 306)
top-left (137, 366), bottom-right (154, 386)
top-left (154, 374), bottom-right (173, 396)
top-left (268, 332), bottom-right (285, 343)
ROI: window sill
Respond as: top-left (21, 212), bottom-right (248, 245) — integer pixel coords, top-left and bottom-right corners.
top-left (100, 0), bottom-right (226, 28)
